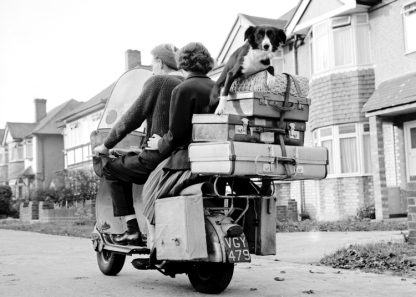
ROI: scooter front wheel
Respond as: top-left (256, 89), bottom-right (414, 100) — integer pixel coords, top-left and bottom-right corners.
top-left (96, 250), bottom-right (126, 275)
top-left (188, 262), bottom-right (234, 294)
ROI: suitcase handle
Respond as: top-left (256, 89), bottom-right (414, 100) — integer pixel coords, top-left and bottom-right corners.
top-left (254, 155), bottom-right (296, 177)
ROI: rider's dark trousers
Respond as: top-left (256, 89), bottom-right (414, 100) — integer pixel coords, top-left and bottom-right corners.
top-left (101, 150), bottom-right (165, 217)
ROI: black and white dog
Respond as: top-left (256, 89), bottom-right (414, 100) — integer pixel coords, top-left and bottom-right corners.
top-left (212, 25), bottom-right (286, 114)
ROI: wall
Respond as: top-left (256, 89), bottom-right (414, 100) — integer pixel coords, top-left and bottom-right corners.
top-left (309, 68), bottom-right (375, 130)
top-left (370, 0), bottom-right (416, 86)
top-left (20, 200), bottom-right (95, 222)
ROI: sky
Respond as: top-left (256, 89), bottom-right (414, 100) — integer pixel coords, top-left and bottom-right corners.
top-left (0, 0), bottom-right (298, 128)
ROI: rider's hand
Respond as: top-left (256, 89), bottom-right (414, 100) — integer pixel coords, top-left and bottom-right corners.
top-left (214, 96), bottom-right (227, 115)
top-left (146, 134), bottom-right (162, 150)
top-left (93, 144), bottom-right (110, 156)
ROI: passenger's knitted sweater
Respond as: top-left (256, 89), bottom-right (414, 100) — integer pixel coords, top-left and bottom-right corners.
top-left (104, 74), bottom-right (184, 149)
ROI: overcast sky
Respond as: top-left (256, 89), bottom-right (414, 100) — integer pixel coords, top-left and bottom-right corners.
top-left (0, 0), bottom-right (298, 128)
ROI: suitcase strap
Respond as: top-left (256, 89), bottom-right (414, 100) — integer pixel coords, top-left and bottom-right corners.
top-left (276, 73), bottom-right (293, 178)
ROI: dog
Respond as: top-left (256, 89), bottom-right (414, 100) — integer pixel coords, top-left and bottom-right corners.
top-left (211, 25), bottom-right (286, 114)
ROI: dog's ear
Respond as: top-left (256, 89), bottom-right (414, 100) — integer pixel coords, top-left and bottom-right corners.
top-left (244, 26), bottom-right (255, 41)
top-left (275, 28), bottom-right (287, 46)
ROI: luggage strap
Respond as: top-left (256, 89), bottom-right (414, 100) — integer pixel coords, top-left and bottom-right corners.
top-left (278, 73), bottom-right (294, 178)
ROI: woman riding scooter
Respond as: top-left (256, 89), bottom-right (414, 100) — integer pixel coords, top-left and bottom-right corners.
top-left (145, 42), bottom-right (215, 225)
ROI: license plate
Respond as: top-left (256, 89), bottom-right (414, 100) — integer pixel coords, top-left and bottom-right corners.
top-left (224, 235), bottom-right (251, 263)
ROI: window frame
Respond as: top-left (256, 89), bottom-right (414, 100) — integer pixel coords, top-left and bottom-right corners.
top-left (402, 0), bottom-right (416, 55)
top-left (313, 123), bottom-right (372, 178)
top-left (65, 143), bottom-right (92, 168)
top-left (311, 13), bottom-right (372, 75)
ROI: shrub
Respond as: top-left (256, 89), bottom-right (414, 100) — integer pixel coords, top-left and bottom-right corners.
top-left (0, 185), bottom-right (12, 216)
top-left (356, 204), bottom-right (376, 220)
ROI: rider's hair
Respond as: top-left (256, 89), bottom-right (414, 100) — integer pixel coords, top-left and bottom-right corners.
top-left (177, 42), bottom-right (214, 74)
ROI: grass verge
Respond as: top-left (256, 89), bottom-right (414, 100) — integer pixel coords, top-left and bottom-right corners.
top-left (0, 218), bottom-right (94, 238)
top-left (320, 242), bottom-right (416, 278)
top-left (277, 218), bottom-right (408, 232)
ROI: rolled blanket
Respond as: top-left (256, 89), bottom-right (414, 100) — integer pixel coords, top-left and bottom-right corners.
top-left (229, 70), bottom-right (309, 98)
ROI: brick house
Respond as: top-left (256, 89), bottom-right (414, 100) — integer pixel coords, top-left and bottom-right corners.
top-left (0, 99), bottom-right (80, 199)
top-left (57, 50), bottom-right (150, 172)
top-left (213, 0), bottom-right (416, 220)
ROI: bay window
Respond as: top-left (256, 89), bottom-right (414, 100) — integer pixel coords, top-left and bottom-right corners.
top-left (313, 123), bottom-right (371, 176)
top-left (311, 13), bottom-right (371, 74)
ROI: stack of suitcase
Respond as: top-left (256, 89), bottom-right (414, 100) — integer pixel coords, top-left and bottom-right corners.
top-left (189, 71), bottom-right (328, 180)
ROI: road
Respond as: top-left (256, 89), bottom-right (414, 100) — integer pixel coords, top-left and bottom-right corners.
top-left (0, 229), bottom-right (415, 297)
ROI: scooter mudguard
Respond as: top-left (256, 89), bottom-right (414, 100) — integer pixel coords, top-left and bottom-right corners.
top-left (205, 215), bottom-right (251, 263)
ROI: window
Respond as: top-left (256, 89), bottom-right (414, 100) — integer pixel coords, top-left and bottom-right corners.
top-left (10, 143), bottom-right (24, 161)
top-left (311, 14), bottom-right (371, 74)
top-left (313, 123), bottom-right (371, 176)
top-left (0, 148), bottom-right (7, 164)
top-left (65, 143), bottom-right (92, 167)
top-left (25, 139), bottom-right (33, 159)
top-left (403, 1), bottom-right (416, 53)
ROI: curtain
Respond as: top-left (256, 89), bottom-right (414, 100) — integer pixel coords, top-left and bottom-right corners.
top-left (322, 140), bottom-right (334, 174)
top-left (340, 137), bottom-right (358, 173)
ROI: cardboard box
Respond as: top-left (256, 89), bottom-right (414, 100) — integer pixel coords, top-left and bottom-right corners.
top-left (155, 195), bottom-right (208, 260)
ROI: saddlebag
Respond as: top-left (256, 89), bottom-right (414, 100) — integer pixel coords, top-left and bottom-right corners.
top-left (188, 141), bottom-right (328, 180)
top-left (192, 114), bottom-right (306, 146)
top-left (155, 195), bottom-right (208, 260)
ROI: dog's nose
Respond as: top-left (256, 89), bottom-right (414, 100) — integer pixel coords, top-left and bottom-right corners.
top-left (263, 44), bottom-right (270, 50)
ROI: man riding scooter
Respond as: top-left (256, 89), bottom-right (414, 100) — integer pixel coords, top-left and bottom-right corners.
top-left (93, 43), bottom-right (184, 245)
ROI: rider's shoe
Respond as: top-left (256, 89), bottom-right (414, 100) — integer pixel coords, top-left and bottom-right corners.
top-left (113, 231), bottom-right (144, 246)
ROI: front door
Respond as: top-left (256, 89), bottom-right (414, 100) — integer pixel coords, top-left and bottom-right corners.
top-left (404, 120), bottom-right (416, 183)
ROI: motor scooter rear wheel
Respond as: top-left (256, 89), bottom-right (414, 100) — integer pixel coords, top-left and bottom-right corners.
top-left (188, 262), bottom-right (234, 294)
top-left (96, 250), bottom-right (126, 275)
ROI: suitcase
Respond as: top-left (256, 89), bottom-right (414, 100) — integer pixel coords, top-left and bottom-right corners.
top-left (155, 195), bottom-right (208, 260)
top-left (192, 114), bottom-right (305, 146)
top-left (188, 141), bottom-right (328, 180)
top-left (224, 91), bottom-right (311, 121)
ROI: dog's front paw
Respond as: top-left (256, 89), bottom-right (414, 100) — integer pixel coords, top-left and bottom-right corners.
top-left (214, 96), bottom-right (227, 115)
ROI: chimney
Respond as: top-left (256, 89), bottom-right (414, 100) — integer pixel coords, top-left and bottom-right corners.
top-left (34, 98), bottom-right (47, 122)
top-left (125, 49), bottom-right (141, 71)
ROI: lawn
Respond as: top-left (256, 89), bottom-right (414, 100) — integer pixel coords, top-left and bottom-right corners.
top-left (277, 218), bottom-right (408, 232)
top-left (320, 242), bottom-right (416, 278)
top-left (0, 218), bottom-right (94, 238)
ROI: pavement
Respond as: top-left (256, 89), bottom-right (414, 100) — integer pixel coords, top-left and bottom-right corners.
top-left (0, 229), bottom-right (415, 297)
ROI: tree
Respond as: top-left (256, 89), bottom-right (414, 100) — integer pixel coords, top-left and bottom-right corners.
top-left (0, 185), bottom-right (12, 216)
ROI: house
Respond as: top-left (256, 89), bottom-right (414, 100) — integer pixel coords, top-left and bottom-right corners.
top-left (0, 129), bottom-right (7, 185)
top-left (0, 99), bottom-right (80, 199)
top-left (283, 0), bottom-right (416, 220)
top-left (58, 50), bottom-right (151, 171)
top-left (213, 0), bottom-right (416, 220)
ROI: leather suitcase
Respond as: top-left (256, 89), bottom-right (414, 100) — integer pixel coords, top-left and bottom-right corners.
top-left (192, 114), bottom-right (305, 146)
top-left (188, 141), bottom-right (328, 179)
top-left (224, 91), bottom-right (310, 121)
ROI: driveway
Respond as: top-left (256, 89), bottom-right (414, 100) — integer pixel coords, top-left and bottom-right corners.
top-left (0, 229), bottom-right (414, 297)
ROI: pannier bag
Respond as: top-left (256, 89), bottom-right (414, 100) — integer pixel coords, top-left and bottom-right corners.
top-left (225, 71), bottom-right (310, 121)
top-left (188, 141), bottom-right (328, 180)
top-left (192, 114), bottom-right (305, 146)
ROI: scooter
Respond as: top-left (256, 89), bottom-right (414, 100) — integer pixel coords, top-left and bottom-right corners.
top-left (89, 67), bottom-right (277, 294)
top-left (90, 151), bottom-right (276, 294)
